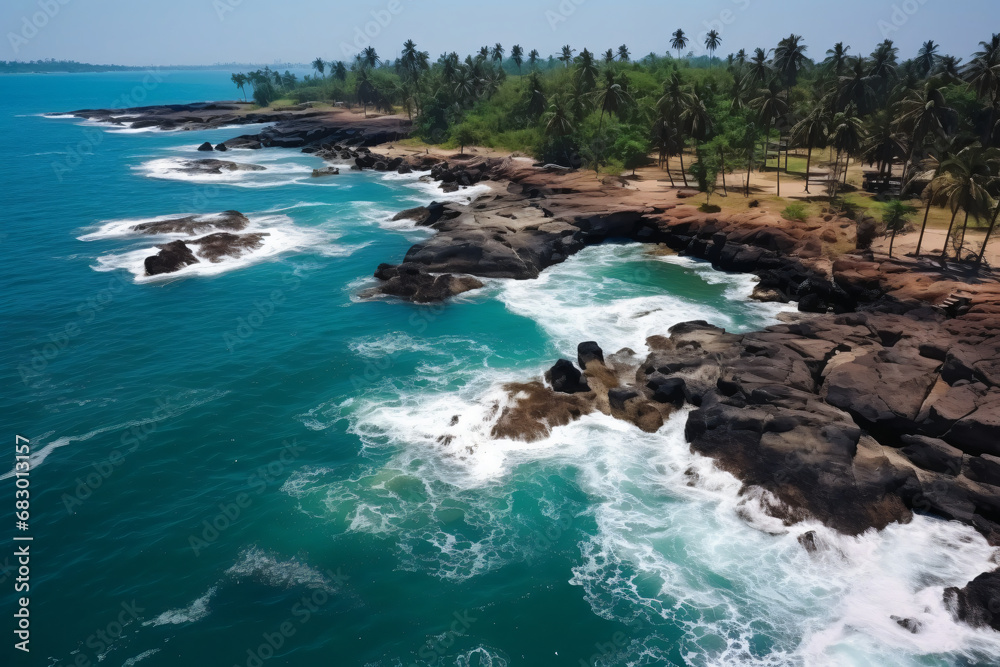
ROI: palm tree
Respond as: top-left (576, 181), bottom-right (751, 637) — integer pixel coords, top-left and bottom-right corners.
top-left (936, 55), bottom-right (963, 83)
top-left (361, 46), bottom-right (380, 70)
top-left (594, 69), bottom-right (633, 131)
top-left (773, 34), bottom-right (807, 97)
top-left (617, 44), bottom-right (630, 62)
top-left (671, 29), bottom-right (688, 61)
top-left (528, 49), bottom-right (540, 69)
top-left (862, 109), bottom-right (906, 189)
top-left (750, 80), bottom-right (788, 188)
top-left (868, 40), bottom-right (899, 103)
top-left (511, 45), bottom-right (524, 74)
top-left (896, 78), bottom-right (957, 184)
top-left (963, 36), bottom-right (1000, 145)
top-left (491, 43), bottom-right (505, 64)
top-left (524, 71), bottom-right (547, 117)
top-left (838, 57), bottom-right (873, 114)
top-left (603, 49), bottom-right (615, 66)
top-left (657, 71), bottom-right (692, 185)
top-left (230, 72), bottom-right (248, 101)
top-left (792, 100), bottom-right (830, 193)
top-left (883, 200), bottom-right (917, 257)
top-left (312, 58), bottom-right (325, 78)
top-left (705, 30), bottom-right (722, 66)
top-left (575, 48), bottom-right (599, 93)
top-left (935, 145), bottom-right (998, 260)
top-left (916, 40), bottom-right (940, 78)
top-left (746, 47), bottom-right (774, 89)
top-left (828, 108), bottom-right (866, 199)
top-left (824, 42), bottom-right (851, 77)
top-left (542, 94), bottom-right (575, 137)
top-left (559, 45), bottom-right (576, 68)
top-left (333, 61), bottom-right (347, 81)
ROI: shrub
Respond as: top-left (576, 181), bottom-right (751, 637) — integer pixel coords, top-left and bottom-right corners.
top-left (782, 203), bottom-right (809, 222)
top-left (699, 203), bottom-right (722, 213)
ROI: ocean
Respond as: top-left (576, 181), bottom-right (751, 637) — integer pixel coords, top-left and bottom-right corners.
top-left (1, 70), bottom-right (998, 667)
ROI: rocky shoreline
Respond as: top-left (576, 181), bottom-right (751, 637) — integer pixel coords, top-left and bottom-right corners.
top-left (364, 153), bottom-right (1000, 632)
top-left (59, 102), bottom-right (1000, 629)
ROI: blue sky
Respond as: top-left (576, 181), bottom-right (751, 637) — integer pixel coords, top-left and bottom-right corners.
top-left (2, 0), bottom-right (995, 66)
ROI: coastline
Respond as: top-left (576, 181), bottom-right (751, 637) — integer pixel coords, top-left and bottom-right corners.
top-left (55, 101), bottom-right (1000, 632)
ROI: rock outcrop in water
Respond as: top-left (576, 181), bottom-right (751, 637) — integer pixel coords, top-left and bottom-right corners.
top-left (359, 263), bottom-right (483, 303)
top-left (144, 240), bottom-right (199, 276)
top-left (193, 232), bottom-right (268, 262)
top-left (173, 159), bottom-right (266, 175)
top-left (131, 210), bottom-right (249, 235)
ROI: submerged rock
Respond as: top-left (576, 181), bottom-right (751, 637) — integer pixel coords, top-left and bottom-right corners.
top-left (192, 232), bottom-right (268, 262)
top-left (130, 210), bottom-right (249, 235)
top-left (173, 159), bottom-right (266, 175)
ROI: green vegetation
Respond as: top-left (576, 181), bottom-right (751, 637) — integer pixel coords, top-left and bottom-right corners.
top-left (782, 202), bottom-right (810, 222)
top-left (883, 199), bottom-right (918, 257)
top-left (234, 32), bottom-right (1000, 266)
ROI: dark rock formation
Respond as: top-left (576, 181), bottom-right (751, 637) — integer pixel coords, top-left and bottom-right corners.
top-left (192, 232), bottom-right (267, 262)
top-left (578, 341), bottom-right (605, 369)
top-left (173, 159), bottom-right (266, 175)
top-left (144, 240), bottom-right (198, 276)
top-left (311, 166), bottom-right (339, 177)
top-left (546, 359), bottom-right (590, 394)
top-left (359, 263), bottom-right (483, 303)
top-left (197, 141), bottom-right (214, 151)
top-left (130, 210), bottom-right (249, 235)
top-left (944, 570), bottom-right (1000, 632)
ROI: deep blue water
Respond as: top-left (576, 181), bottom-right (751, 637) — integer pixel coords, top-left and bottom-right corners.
top-left (2, 71), bottom-right (999, 667)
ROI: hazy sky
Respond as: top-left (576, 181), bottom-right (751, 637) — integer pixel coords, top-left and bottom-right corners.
top-left (3, 0), bottom-right (995, 66)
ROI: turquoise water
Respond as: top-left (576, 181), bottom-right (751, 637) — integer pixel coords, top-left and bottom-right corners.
top-left (2, 71), bottom-right (1000, 667)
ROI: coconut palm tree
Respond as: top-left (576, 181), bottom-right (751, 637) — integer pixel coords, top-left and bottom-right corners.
top-left (838, 57), bottom-right (874, 114)
top-left (603, 49), bottom-right (615, 65)
top-left (333, 61), bottom-right (347, 81)
top-left (361, 46), bottom-right (380, 70)
top-left (827, 108), bottom-right (866, 199)
top-left (542, 94), bottom-right (575, 137)
top-left (824, 42), bottom-right (851, 77)
top-left (491, 43), bottom-right (505, 64)
top-left (528, 49), bottom-right (540, 69)
top-left (963, 36), bottom-right (1000, 145)
top-left (705, 30), bottom-right (722, 66)
top-left (746, 47), bottom-right (774, 89)
top-left (671, 29), bottom-right (688, 61)
top-left (862, 109), bottom-right (906, 188)
top-left (916, 40), bottom-right (940, 78)
top-left (575, 49), bottom-right (599, 93)
top-left (935, 145), bottom-right (998, 260)
top-left (524, 71), bottom-right (546, 118)
top-left (312, 58), bottom-right (325, 78)
top-left (617, 44), bottom-right (630, 62)
top-left (750, 80), bottom-right (788, 184)
top-left (657, 71), bottom-right (692, 185)
top-left (978, 199), bottom-right (1000, 268)
top-left (511, 45), bottom-right (524, 74)
top-left (792, 100), bottom-right (830, 193)
top-left (773, 34), bottom-right (807, 99)
top-left (559, 45), bottom-right (576, 68)
top-left (230, 72), bottom-right (248, 101)
top-left (594, 69), bottom-right (633, 130)
top-left (896, 78), bottom-right (957, 184)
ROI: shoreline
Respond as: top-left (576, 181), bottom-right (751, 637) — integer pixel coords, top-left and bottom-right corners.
top-left (57, 101), bottom-right (1000, 632)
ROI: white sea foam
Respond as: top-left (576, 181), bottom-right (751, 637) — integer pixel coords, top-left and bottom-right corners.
top-left (89, 214), bottom-right (361, 282)
top-left (121, 649), bottom-right (161, 666)
top-left (143, 586), bottom-right (217, 626)
top-left (225, 546), bottom-right (338, 592)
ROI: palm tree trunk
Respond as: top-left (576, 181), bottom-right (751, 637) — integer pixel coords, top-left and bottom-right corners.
top-left (665, 159), bottom-right (675, 187)
top-left (678, 149), bottom-right (688, 187)
top-left (720, 147), bottom-right (727, 196)
top-left (976, 203), bottom-right (1000, 269)
top-left (956, 209), bottom-right (971, 260)
top-left (804, 143), bottom-right (813, 194)
top-left (915, 193), bottom-right (932, 256)
top-left (776, 140), bottom-right (781, 197)
top-left (842, 155), bottom-right (850, 184)
top-left (889, 227), bottom-right (898, 258)
top-left (941, 208), bottom-right (960, 260)
top-left (830, 150), bottom-right (842, 202)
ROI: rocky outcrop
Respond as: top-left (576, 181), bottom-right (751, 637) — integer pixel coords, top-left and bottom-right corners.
top-left (197, 141), bottom-right (214, 151)
top-left (192, 232), bottom-right (268, 262)
top-left (944, 570), bottom-right (1000, 631)
top-left (311, 166), bottom-right (339, 177)
top-left (144, 240), bottom-right (198, 276)
top-left (130, 210), bottom-right (249, 235)
top-left (173, 159), bottom-right (266, 175)
top-left (359, 263), bottom-right (483, 303)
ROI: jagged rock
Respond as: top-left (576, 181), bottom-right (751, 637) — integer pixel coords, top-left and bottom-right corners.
top-left (546, 359), bottom-right (590, 394)
top-left (312, 166), bottom-right (339, 177)
top-left (130, 210), bottom-right (249, 235)
top-left (944, 570), bottom-right (1000, 632)
top-left (647, 376), bottom-right (686, 405)
top-left (578, 341), bottom-right (604, 368)
top-left (361, 263), bottom-right (483, 303)
top-left (900, 435), bottom-right (964, 474)
top-left (144, 240), bottom-right (199, 276)
top-left (173, 159), bottom-right (265, 175)
top-left (197, 141), bottom-right (214, 151)
top-left (192, 232), bottom-right (267, 262)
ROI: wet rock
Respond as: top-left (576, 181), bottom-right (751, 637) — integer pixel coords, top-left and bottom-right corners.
top-left (546, 359), bottom-right (590, 394)
top-left (944, 570), bottom-right (1000, 632)
top-left (312, 166), bottom-right (339, 177)
top-left (144, 240), bottom-right (199, 276)
top-left (362, 263), bottom-right (483, 303)
top-left (173, 159), bottom-right (265, 175)
top-left (197, 141), bottom-right (214, 151)
top-left (130, 210), bottom-right (249, 235)
top-left (577, 341), bottom-right (605, 368)
top-left (192, 232), bottom-right (267, 262)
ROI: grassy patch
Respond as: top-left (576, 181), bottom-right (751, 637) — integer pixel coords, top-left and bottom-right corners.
top-left (782, 202), bottom-right (810, 222)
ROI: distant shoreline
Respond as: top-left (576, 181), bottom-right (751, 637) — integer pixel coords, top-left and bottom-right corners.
top-left (0, 62), bottom-right (310, 75)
